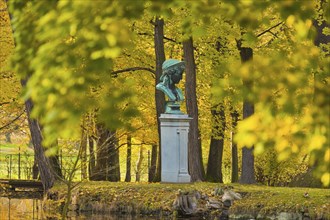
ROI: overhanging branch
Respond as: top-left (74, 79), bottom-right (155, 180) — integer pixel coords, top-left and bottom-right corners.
top-left (0, 110), bottom-right (25, 131)
top-left (111, 67), bottom-right (156, 78)
top-left (257, 21), bottom-right (284, 38)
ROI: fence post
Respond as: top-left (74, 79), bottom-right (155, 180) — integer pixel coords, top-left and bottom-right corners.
top-left (148, 150), bottom-right (150, 175)
top-left (18, 147), bottom-right (21, 179)
top-left (60, 149), bottom-right (63, 169)
top-left (9, 155), bottom-right (12, 179)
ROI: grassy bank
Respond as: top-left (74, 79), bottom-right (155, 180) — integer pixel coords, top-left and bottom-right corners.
top-left (48, 182), bottom-right (330, 219)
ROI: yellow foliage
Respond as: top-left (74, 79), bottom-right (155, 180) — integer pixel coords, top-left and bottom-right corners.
top-left (321, 173), bottom-right (330, 187)
top-left (325, 149), bottom-right (330, 162)
top-left (286, 15), bottom-right (295, 27)
top-left (309, 133), bottom-right (326, 150)
top-left (275, 139), bottom-right (289, 153)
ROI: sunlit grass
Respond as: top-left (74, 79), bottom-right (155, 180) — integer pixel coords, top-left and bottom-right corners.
top-left (50, 181), bottom-right (330, 218)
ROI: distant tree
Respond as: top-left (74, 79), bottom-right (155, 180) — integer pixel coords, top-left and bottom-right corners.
top-left (148, 144), bottom-right (157, 182)
top-left (135, 145), bottom-right (144, 182)
top-left (206, 103), bottom-right (225, 182)
top-left (153, 17), bottom-right (166, 182)
top-left (183, 37), bottom-right (205, 181)
top-left (231, 109), bottom-right (239, 183)
top-left (125, 134), bottom-right (132, 182)
top-left (238, 45), bottom-right (256, 184)
top-left (80, 117), bottom-right (88, 180)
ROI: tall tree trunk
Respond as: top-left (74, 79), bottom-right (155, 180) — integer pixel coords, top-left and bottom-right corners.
top-left (107, 130), bottom-right (120, 181)
top-left (183, 37), bottom-right (205, 182)
top-left (125, 135), bottom-right (132, 182)
top-left (48, 144), bottom-right (63, 179)
top-left (5, 133), bottom-right (11, 143)
top-left (206, 103), bottom-right (225, 182)
top-left (88, 112), bottom-right (96, 180)
top-left (80, 119), bottom-right (88, 180)
top-left (231, 109), bottom-right (239, 183)
top-left (88, 136), bottom-right (96, 180)
top-left (95, 123), bottom-right (109, 180)
top-left (32, 154), bottom-right (39, 179)
top-left (135, 145), bottom-right (144, 182)
top-left (153, 17), bottom-right (166, 182)
top-left (148, 144), bottom-right (157, 182)
top-left (22, 92), bottom-right (55, 191)
top-left (238, 47), bottom-right (256, 184)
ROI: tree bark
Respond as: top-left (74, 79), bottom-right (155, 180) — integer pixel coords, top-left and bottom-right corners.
top-left (22, 93), bottom-right (55, 191)
top-left (125, 134), bottom-right (132, 182)
top-left (48, 144), bottom-right (62, 180)
top-left (206, 103), bottom-right (225, 182)
top-left (312, 20), bottom-right (330, 47)
top-left (148, 144), bottom-right (157, 182)
top-left (5, 133), bottom-right (11, 143)
top-left (80, 119), bottom-right (88, 180)
top-left (32, 154), bottom-right (39, 179)
top-left (107, 130), bottom-right (120, 181)
top-left (240, 101), bottom-right (255, 184)
top-left (153, 17), bottom-right (166, 182)
top-left (231, 109), bottom-right (239, 183)
top-left (87, 113), bottom-right (96, 180)
top-left (238, 47), bottom-right (256, 184)
top-left (95, 124), bottom-right (109, 180)
top-left (183, 37), bottom-right (205, 182)
top-left (88, 136), bottom-right (96, 180)
top-left (135, 145), bottom-right (144, 182)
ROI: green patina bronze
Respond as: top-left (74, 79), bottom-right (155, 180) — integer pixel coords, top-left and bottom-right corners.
top-left (156, 59), bottom-right (185, 114)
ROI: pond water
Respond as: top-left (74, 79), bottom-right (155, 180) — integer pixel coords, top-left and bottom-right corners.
top-left (0, 197), bottom-right (202, 220)
top-left (0, 197), bottom-right (41, 220)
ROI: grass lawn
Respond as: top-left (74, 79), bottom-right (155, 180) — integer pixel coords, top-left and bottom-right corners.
top-left (50, 181), bottom-right (330, 219)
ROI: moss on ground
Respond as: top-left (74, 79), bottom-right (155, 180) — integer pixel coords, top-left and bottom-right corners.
top-left (49, 181), bottom-right (330, 219)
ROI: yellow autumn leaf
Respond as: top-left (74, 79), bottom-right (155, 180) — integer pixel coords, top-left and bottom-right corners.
top-left (254, 143), bottom-right (264, 155)
top-left (275, 139), bottom-right (289, 152)
top-left (286, 15), bottom-right (295, 27)
top-left (321, 173), bottom-right (330, 187)
top-left (309, 134), bottom-right (326, 150)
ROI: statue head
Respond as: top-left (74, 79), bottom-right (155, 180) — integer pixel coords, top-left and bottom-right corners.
top-left (160, 59), bottom-right (185, 85)
top-left (156, 59), bottom-right (185, 113)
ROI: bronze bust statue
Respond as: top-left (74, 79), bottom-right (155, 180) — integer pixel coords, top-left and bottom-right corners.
top-left (156, 59), bottom-right (185, 114)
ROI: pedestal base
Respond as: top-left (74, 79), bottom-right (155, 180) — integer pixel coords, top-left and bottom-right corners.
top-left (178, 173), bottom-right (191, 182)
top-left (160, 114), bottom-right (191, 183)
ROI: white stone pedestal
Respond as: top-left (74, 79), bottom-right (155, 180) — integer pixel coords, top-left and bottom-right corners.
top-left (160, 114), bottom-right (191, 183)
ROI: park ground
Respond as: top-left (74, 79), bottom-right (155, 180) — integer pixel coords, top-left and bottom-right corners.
top-left (46, 181), bottom-right (330, 219)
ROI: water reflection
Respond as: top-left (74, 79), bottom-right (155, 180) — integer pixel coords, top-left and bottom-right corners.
top-left (0, 197), bottom-right (201, 220)
top-left (0, 197), bottom-right (42, 219)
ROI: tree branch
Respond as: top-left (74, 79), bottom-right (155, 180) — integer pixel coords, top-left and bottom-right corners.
top-left (257, 21), bottom-right (284, 38)
top-left (137, 31), bottom-right (177, 43)
top-left (0, 110), bottom-right (25, 131)
top-left (0, 101), bottom-right (10, 107)
top-left (137, 32), bottom-right (152, 37)
top-left (164, 36), bottom-right (177, 43)
top-left (111, 67), bottom-right (156, 78)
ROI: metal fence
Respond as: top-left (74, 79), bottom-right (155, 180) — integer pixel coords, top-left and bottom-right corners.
top-left (0, 153), bottom-right (34, 180)
top-left (0, 152), bottom-right (84, 181)
top-left (0, 151), bottom-right (152, 182)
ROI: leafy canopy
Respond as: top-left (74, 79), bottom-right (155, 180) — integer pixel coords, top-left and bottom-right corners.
top-left (7, 0), bottom-right (330, 185)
